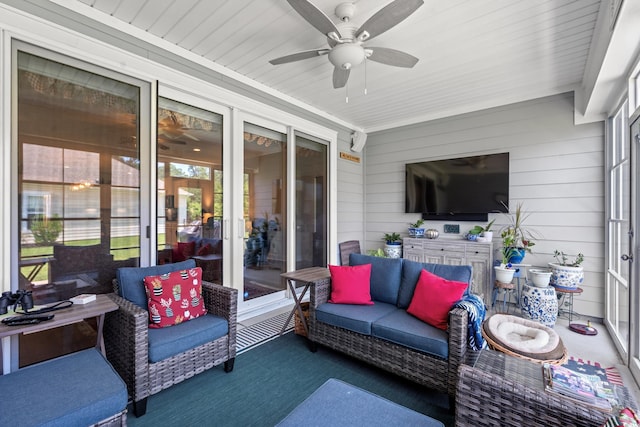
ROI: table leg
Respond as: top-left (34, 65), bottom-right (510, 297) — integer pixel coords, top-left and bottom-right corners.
top-left (95, 314), bottom-right (106, 356)
top-left (279, 280), bottom-right (310, 336)
top-left (2, 336), bottom-right (10, 375)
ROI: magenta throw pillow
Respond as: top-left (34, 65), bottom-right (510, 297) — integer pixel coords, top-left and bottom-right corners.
top-left (328, 264), bottom-right (374, 305)
top-left (407, 269), bottom-right (468, 330)
top-left (144, 267), bottom-right (207, 328)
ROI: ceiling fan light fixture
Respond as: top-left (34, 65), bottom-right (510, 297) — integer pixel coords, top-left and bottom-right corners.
top-left (328, 43), bottom-right (365, 69)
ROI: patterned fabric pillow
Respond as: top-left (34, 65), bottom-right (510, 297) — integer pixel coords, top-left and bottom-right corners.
top-left (144, 267), bottom-right (207, 328)
top-left (601, 408), bottom-right (640, 427)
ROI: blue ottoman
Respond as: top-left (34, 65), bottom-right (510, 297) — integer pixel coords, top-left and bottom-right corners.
top-left (276, 378), bottom-right (444, 426)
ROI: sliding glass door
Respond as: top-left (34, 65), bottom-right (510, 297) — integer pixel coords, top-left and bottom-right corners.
top-left (15, 46), bottom-right (149, 366)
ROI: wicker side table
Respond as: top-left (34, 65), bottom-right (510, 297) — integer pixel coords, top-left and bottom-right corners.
top-left (455, 349), bottom-right (638, 427)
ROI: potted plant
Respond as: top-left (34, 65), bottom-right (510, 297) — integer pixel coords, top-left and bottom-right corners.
top-left (494, 247), bottom-right (518, 283)
top-left (382, 232), bottom-right (402, 258)
top-left (499, 202), bottom-right (538, 263)
top-left (549, 250), bottom-right (584, 289)
top-left (466, 219), bottom-right (495, 241)
top-left (408, 218), bottom-right (425, 237)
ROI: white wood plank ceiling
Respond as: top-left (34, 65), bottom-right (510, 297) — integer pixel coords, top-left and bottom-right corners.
top-left (69, 0), bottom-right (603, 132)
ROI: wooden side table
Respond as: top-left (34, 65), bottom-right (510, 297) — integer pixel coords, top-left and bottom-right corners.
top-left (0, 294), bottom-right (118, 374)
top-left (279, 267), bottom-right (330, 337)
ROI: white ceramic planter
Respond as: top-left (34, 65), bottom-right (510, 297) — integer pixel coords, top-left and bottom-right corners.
top-left (494, 266), bottom-right (515, 283)
top-left (481, 231), bottom-right (493, 241)
top-left (548, 262), bottom-right (584, 290)
top-left (528, 269), bottom-right (552, 287)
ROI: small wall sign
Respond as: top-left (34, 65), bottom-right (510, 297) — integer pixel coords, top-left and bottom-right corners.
top-left (339, 152), bottom-right (360, 163)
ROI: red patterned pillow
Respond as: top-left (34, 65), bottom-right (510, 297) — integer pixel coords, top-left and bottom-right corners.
top-left (407, 269), bottom-right (468, 330)
top-left (172, 241), bottom-right (195, 262)
top-left (144, 267), bottom-right (207, 328)
top-left (328, 264), bottom-right (373, 305)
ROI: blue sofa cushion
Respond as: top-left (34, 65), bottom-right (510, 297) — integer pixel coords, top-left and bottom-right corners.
top-left (315, 302), bottom-right (397, 335)
top-left (0, 348), bottom-right (127, 427)
top-left (148, 313), bottom-right (229, 362)
top-left (372, 309), bottom-right (449, 359)
top-left (117, 259), bottom-right (196, 309)
top-left (397, 259), bottom-right (472, 309)
top-left (349, 254), bottom-right (402, 305)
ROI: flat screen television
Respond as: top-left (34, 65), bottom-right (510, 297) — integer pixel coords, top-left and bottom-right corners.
top-left (405, 153), bottom-right (509, 221)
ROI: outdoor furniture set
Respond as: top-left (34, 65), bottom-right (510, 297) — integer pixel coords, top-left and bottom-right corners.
top-left (308, 253), bottom-right (480, 401)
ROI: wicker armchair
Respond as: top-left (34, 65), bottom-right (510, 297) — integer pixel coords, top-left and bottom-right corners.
top-left (104, 271), bottom-right (237, 417)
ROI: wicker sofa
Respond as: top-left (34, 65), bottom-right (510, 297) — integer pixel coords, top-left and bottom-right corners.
top-left (104, 259), bottom-right (237, 417)
top-left (308, 254), bottom-right (476, 401)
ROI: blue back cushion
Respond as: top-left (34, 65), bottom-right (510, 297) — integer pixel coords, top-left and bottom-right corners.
top-left (349, 254), bottom-right (402, 305)
top-left (398, 259), bottom-right (472, 309)
top-left (117, 259), bottom-right (196, 310)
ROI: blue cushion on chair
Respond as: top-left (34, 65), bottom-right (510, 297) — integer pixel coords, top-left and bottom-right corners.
top-left (116, 259), bottom-right (196, 310)
top-left (398, 259), bottom-right (472, 309)
top-left (315, 302), bottom-right (397, 335)
top-left (349, 254), bottom-right (402, 305)
top-left (372, 309), bottom-right (449, 358)
top-left (147, 313), bottom-right (229, 362)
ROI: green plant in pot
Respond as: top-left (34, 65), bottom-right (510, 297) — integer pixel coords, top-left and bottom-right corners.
top-left (382, 232), bottom-right (402, 259)
top-left (408, 218), bottom-right (425, 237)
top-left (494, 247), bottom-right (518, 283)
top-left (549, 250), bottom-right (584, 289)
top-left (500, 202), bottom-right (538, 263)
top-left (467, 219), bottom-right (495, 241)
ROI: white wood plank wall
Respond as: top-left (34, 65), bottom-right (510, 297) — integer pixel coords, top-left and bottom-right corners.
top-left (363, 93), bottom-right (605, 318)
top-left (336, 132), bottom-right (365, 260)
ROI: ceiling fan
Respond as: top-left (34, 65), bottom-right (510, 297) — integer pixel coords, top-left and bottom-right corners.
top-left (270, 0), bottom-right (424, 89)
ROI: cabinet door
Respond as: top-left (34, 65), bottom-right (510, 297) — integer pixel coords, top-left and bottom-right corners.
top-left (466, 245), bottom-right (493, 301)
top-left (403, 249), bottom-right (425, 262)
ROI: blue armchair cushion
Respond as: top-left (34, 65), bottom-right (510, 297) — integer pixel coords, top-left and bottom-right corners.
top-left (147, 313), bottom-right (229, 363)
top-left (315, 302), bottom-right (397, 335)
top-left (372, 309), bottom-right (449, 359)
top-left (349, 254), bottom-right (402, 305)
top-left (0, 348), bottom-right (127, 427)
top-left (398, 260), bottom-right (472, 309)
top-left (116, 259), bottom-right (196, 310)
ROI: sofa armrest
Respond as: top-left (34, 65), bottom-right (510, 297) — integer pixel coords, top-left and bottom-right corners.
top-left (448, 306), bottom-right (469, 361)
top-left (104, 293), bottom-right (150, 401)
top-left (309, 277), bottom-right (331, 309)
top-left (202, 281), bottom-right (238, 358)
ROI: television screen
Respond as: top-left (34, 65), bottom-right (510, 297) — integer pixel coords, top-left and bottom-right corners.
top-left (405, 153), bottom-right (509, 218)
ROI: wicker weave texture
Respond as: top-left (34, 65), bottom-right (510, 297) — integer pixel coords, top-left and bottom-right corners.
top-left (105, 281), bottom-right (238, 407)
top-left (93, 410), bottom-right (127, 427)
top-left (309, 276), bottom-right (471, 398)
top-left (455, 352), bottom-right (639, 427)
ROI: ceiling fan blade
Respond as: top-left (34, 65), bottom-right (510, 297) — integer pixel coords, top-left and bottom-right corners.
top-left (367, 47), bottom-right (419, 68)
top-left (269, 49), bottom-right (329, 65)
top-left (287, 0), bottom-right (341, 37)
top-left (333, 67), bottom-right (350, 89)
top-left (356, 0), bottom-right (424, 41)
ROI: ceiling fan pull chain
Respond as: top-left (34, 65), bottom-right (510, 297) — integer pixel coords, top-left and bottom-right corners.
top-left (364, 59), bottom-right (368, 95)
top-left (346, 82), bottom-right (349, 103)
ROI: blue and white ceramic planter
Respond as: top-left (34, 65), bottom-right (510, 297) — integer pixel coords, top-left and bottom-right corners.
top-left (548, 262), bottom-right (583, 290)
top-left (408, 227), bottom-right (425, 237)
top-left (520, 283), bottom-right (558, 327)
top-left (384, 242), bottom-right (402, 258)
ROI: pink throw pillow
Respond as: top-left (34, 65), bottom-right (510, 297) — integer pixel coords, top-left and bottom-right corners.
top-left (328, 264), bottom-right (374, 305)
top-left (407, 269), bottom-right (468, 330)
top-left (144, 267), bottom-right (207, 328)
top-left (197, 243), bottom-right (213, 256)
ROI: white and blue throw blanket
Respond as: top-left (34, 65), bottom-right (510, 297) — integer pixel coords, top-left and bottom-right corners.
top-left (453, 293), bottom-right (487, 351)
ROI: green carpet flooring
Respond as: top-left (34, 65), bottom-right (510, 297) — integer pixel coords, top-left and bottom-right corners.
top-left (128, 332), bottom-right (454, 427)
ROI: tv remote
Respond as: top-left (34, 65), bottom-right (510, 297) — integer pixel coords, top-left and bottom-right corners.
top-left (2, 314), bottom-right (54, 326)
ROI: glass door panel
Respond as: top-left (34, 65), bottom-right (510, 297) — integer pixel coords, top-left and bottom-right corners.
top-left (157, 98), bottom-right (223, 285)
top-left (295, 133), bottom-right (328, 274)
top-left (16, 49), bottom-right (143, 366)
top-left (242, 123), bottom-right (286, 301)
top-left (606, 101), bottom-right (631, 357)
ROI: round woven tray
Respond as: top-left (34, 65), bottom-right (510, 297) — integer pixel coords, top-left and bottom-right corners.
top-left (481, 320), bottom-right (568, 365)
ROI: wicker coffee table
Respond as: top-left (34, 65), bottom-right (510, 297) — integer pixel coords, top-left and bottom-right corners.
top-left (455, 348), bottom-right (638, 427)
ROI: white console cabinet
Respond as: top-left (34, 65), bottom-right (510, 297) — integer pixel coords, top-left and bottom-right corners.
top-left (403, 238), bottom-right (494, 301)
